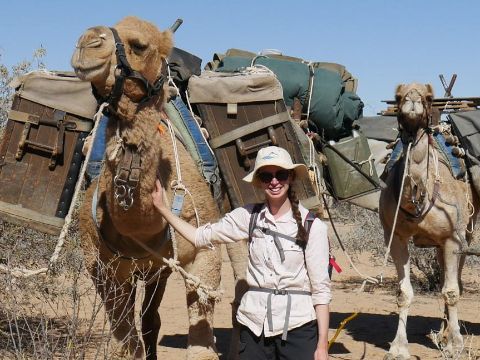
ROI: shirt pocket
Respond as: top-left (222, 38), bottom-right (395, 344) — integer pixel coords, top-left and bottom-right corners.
top-left (280, 240), bottom-right (305, 275)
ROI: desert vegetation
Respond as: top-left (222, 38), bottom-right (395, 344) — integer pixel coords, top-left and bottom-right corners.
top-left (0, 53), bottom-right (478, 359)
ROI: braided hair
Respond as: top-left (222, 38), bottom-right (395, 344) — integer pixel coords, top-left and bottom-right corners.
top-left (288, 187), bottom-right (308, 246)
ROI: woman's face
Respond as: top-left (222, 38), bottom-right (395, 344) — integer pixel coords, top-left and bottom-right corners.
top-left (256, 165), bottom-right (292, 202)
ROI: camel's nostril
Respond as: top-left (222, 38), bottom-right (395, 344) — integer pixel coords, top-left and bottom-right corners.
top-left (85, 39), bottom-right (103, 48)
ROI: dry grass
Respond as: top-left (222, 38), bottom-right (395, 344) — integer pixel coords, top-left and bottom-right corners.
top-left (0, 192), bottom-right (478, 359)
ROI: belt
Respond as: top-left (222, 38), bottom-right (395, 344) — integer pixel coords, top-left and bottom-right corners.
top-left (249, 286), bottom-right (311, 340)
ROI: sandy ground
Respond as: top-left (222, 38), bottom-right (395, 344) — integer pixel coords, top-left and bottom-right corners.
top-left (154, 245), bottom-right (480, 360)
top-left (1, 221), bottom-right (479, 360)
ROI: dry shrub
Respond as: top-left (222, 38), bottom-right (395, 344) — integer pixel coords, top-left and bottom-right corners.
top-left (0, 204), bottom-right (110, 359)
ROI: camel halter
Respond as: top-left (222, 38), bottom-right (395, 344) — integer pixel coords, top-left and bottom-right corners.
top-left (91, 27), bottom-right (168, 114)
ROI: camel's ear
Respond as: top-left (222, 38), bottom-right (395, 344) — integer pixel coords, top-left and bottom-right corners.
top-left (395, 84), bottom-right (404, 103)
top-left (158, 30), bottom-right (173, 58)
top-left (425, 84), bottom-right (434, 102)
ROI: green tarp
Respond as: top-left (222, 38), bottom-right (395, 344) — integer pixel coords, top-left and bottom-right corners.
top-left (210, 51), bottom-right (363, 140)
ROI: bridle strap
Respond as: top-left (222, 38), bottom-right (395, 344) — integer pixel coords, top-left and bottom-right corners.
top-left (114, 146), bottom-right (142, 210)
top-left (92, 27), bottom-right (168, 113)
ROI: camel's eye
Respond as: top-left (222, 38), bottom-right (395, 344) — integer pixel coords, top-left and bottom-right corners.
top-left (129, 40), bottom-right (148, 55)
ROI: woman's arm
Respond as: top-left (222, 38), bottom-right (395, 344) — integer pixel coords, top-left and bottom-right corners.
top-left (151, 179), bottom-right (197, 245)
top-left (314, 304), bottom-right (329, 360)
top-left (305, 218), bottom-right (331, 359)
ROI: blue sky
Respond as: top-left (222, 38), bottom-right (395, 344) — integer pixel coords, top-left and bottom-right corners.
top-left (1, 0), bottom-right (479, 116)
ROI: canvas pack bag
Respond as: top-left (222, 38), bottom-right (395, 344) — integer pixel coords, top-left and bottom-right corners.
top-left (188, 68), bottom-right (321, 210)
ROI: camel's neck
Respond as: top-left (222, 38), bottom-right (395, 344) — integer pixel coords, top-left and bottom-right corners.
top-left (397, 130), bottom-right (435, 214)
top-left (102, 102), bottom-right (168, 235)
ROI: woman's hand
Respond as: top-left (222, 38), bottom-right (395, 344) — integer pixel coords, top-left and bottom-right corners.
top-left (314, 345), bottom-right (328, 360)
top-left (151, 179), bottom-right (167, 213)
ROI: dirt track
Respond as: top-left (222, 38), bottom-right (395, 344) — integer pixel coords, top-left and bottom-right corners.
top-left (156, 247), bottom-right (480, 359)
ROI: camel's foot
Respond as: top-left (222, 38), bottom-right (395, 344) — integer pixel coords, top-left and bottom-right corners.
top-left (111, 347), bottom-right (144, 360)
top-left (186, 345), bottom-right (219, 360)
top-left (110, 337), bottom-right (144, 360)
top-left (384, 343), bottom-right (410, 360)
top-left (429, 327), bottom-right (464, 358)
top-left (383, 354), bottom-right (409, 360)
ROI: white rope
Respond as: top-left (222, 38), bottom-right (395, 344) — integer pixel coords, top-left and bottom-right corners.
top-left (355, 154), bottom-right (374, 176)
top-left (165, 118), bottom-right (183, 184)
top-left (306, 135), bottom-right (322, 196)
top-left (126, 232), bottom-right (222, 304)
top-left (0, 102), bottom-right (109, 278)
top-left (166, 61), bottom-right (181, 98)
top-left (154, 79), bottom-right (217, 301)
top-left (163, 117), bottom-right (201, 224)
top-left (343, 249), bottom-right (380, 292)
top-left (161, 256), bottom-right (223, 304)
top-left (381, 143), bottom-right (412, 271)
top-left (305, 62), bottom-right (315, 123)
top-left (109, 122), bottom-right (123, 161)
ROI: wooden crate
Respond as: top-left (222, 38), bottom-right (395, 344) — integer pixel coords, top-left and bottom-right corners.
top-left (0, 71), bottom-right (96, 234)
top-left (189, 70), bottom-right (321, 210)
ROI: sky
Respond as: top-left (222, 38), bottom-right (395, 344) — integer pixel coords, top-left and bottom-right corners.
top-left (0, 0), bottom-right (479, 116)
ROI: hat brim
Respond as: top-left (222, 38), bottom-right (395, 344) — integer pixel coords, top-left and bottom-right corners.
top-left (243, 163), bottom-right (309, 187)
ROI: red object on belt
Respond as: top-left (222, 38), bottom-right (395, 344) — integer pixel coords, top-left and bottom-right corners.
top-left (329, 257), bottom-right (342, 273)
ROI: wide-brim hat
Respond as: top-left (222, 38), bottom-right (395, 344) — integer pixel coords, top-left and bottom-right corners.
top-left (242, 146), bottom-right (309, 187)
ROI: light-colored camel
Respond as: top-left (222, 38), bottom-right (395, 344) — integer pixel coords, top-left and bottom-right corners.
top-left (71, 16), bottom-right (222, 360)
top-left (379, 83), bottom-right (478, 359)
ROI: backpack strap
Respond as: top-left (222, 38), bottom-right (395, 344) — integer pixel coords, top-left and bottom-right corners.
top-left (303, 210), bottom-right (316, 239)
top-left (303, 210), bottom-right (337, 279)
top-left (248, 203), bottom-right (264, 243)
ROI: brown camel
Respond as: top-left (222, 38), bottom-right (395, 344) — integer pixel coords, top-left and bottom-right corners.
top-left (71, 16), bottom-right (222, 359)
top-left (379, 83), bottom-right (478, 359)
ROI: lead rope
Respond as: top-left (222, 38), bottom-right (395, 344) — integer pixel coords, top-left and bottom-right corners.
top-left (158, 118), bottom-right (223, 304)
top-left (379, 142), bottom-right (412, 280)
top-left (163, 117), bottom-right (200, 226)
top-left (322, 192), bottom-right (379, 291)
top-left (0, 102), bottom-right (109, 278)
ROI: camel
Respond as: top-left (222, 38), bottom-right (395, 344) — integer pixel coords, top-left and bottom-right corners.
top-left (379, 83), bottom-right (479, 359)
top-left (71, 16), bottom-right (222, 360)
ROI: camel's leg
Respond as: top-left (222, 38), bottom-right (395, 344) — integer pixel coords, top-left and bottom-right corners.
top-left (457, 226), bottom-right (474, 295)
top-left (93, 263), bottom-right (143, 359)
top-left (141, 268), bottom-right (172, 360)
top-left (438, 239), bottom-right (463, 357)
top-left (225, 241), bottom-right (249, 360)
top-left (385, 235), bottom-right (413, 360)
top-left (184, 247), bottom-right (221, 360)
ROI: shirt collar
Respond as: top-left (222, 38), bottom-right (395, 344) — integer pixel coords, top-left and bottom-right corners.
top-left (260, 204), bottom-right (297, 224)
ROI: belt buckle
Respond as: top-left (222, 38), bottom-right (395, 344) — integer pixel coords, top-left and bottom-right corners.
top-left (274, 289), bottom-right (287, 295)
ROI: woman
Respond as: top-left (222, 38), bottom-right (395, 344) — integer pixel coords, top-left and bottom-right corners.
top-left (152, 145), bottom-right (330, 360)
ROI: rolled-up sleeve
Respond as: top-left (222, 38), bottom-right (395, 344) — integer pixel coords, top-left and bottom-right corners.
top-left (195, 206), bottom-right (251, 249)
top-left (305, 219), bottom-right (332, 305)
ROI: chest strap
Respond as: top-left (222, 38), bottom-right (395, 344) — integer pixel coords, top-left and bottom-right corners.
top-left (256, 227), bottom-right (297, 262)
top-left (249, 286), bottom-right (311, 341)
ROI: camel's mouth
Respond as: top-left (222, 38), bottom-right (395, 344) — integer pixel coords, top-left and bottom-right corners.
top-left (399, 91), bottom-right (425, 122)
top-left (72, 62), bottom-right (106, 80)
top-left (71, 26), bottom-right (114, 82)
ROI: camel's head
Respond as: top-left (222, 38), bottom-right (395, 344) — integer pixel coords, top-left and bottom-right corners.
top-left (71, 16), bottom-right (173, 108)
top-left (395, 83), bottom-right (434, 135)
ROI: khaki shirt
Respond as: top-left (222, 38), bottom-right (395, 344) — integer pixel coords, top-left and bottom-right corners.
top-left (195, 203), bottom-right (331, 337)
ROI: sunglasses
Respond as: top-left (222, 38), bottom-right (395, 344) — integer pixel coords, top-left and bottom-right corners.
top-left (256, 169), bottom-right (291, 183)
